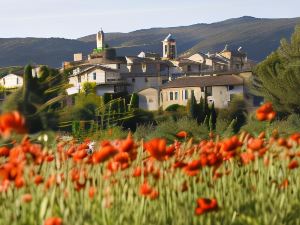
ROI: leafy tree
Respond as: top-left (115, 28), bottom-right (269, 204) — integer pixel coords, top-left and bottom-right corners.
top-left (253, 26), bottom-right (300, 115)
top-left (82, 82), bottom-right (96, 95)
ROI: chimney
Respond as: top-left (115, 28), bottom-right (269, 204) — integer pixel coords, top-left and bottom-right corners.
top-left (74, 53), bottom-right (83, 62)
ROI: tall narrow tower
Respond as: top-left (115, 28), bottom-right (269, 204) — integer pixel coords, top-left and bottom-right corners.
top-left (162, 34), bottom-right (177, 59)
top-left (96, 29), bottom-right (105, 50)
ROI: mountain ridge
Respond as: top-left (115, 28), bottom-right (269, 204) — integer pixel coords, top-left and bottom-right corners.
top-left (1, 16), bottom-right (300, 68)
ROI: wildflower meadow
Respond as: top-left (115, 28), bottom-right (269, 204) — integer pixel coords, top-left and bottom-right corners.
top-left (1, 103), bottom-right (300, 225)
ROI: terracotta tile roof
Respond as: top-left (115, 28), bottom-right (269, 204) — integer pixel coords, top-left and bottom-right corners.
top-left (161, 74), bottom-right (244, 89)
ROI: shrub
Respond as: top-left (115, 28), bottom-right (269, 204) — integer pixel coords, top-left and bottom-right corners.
top-left (146, 117), bottom-right (209, 143)
top-left (165, 104), bottom-right (184, 112)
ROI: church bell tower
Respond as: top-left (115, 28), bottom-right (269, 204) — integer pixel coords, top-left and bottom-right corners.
top-left (96, 29), bottom-right (105, 50)
top-left (162, 34), bottom-right (177, 59)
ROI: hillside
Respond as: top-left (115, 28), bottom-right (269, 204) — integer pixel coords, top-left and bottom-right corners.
top-left (0, 16), bottom-right (300, 68)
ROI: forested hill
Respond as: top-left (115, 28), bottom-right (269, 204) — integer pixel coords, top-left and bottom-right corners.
top-left (1, 16), bottom-right (300, 67)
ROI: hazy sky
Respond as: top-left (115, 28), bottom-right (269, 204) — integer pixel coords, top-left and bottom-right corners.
top-left (1, 0), bottom-right (299, 39)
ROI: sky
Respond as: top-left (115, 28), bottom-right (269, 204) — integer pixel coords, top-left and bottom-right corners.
top-left (0, 0), bottom-right (299, 39)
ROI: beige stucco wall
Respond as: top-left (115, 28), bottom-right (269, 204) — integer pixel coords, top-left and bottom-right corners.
top-left (125, 75), bottom-right (168, 93)
top-left (138, 88), bottom-right (160, 111)
top-left (160, 85), bottom-right (244, 110)
top-left (0, 74), bottom-right (23, 89)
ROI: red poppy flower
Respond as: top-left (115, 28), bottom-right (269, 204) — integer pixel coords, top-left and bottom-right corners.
top-left (279, 179), bottom-right (289, 189)
top-left (139, 181), bottom-right (153, 196)
top-left (256, 102), bottom-right (276, 121)
top-left (248, 138), bottom-right (264, 151)
top-left (0, 147), bottom-right (9, 157)
top-left (240, 152), bottom-right (255, 165)
top-left (34, 175), bottom-right (44, 185)
top-left (92, 145), bottom-right (118, 164)
top-left (44, 217), bottom-right (63, 225)
top-left (89, 186), bottom-right (96, 199)
top-left (0, 111), bottom-right (27, 137)
top-left (176, 131), bottom-right (188, 139)
top-left (288, 160), bottom-right (299, 170)
top-left (144, 138), bottom-right (167, 161)
top-left (21, 194), bottom-right (32, 203)
top-left (195, 198), bottom-right (218, 215)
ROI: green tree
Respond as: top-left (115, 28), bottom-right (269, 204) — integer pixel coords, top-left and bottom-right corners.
top-left (210, 102), bottom-right (217, 130)
top-left (196, 96), bottom-right (205, 123)
top-left (2, 65), bottom-right (69, 133)
top-left (253, 25), bottom-right (300, 115)
top-left (82, 82), bottom-right (96, 95)
top-left (186, 92), bottom-right (197, 119)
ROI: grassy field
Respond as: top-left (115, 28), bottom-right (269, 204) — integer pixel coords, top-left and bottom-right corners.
top-left (1, 108), bottom-right (300, 225)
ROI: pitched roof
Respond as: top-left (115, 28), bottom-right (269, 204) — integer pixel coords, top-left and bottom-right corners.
top-left (70, 65), bottom-right (119, 77)
top-left (161, 74), bottom-right (244, 89)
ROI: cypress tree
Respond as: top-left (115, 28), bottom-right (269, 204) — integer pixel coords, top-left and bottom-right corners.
top-left (197, 96), bottom-right (205, 123)
top-left (204, 88), bottom-right (209, 116)
top-left (210, 102), bottom-right (217, 130)
top-left (187, 92), bottom-right (197, 119)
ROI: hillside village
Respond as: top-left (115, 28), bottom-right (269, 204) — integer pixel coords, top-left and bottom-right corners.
top-left (0, 29), bottom-right (259, 111)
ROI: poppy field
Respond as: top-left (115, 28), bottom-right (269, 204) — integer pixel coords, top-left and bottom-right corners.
top-left (1, 104), bottom-right (300, 225)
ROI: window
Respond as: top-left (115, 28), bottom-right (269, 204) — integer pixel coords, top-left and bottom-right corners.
top-left (170, 92), bottom-right (173, 101)
top-left (162, 80), bottom-right (168, 84)
top-left (78, 76), bottom-right (81, 83)
top-left (187, 65), bottom-right (192, 72)
top-left (184, 90), bottom-right (189, 100)
top-left (201, 87), bottom-right (204, 92)
top-left (228, 85), bottom-right (234, 91)
top-left (161, 93), bottom-right (163, 102)
top-left (117, 64), bottom-right (121, 69)
top-left (3, 78), bottom-right (5, 85)
top-left (206, 86), bottom-right (212, 96)
top-left (165, 45), bottom-right (168, 55)
top-left (148, 98), bottom-right (153, 103)
top-left (175, 92), bottom-right (178, 100)
top-left (132, 78), bottom-right (135, 83)
top-left (93, 73), bottom-right (96, 80)
top-left (16, 77), bottom-right (19, 84)
top-left (145, 78), bottom-right (148, 83)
